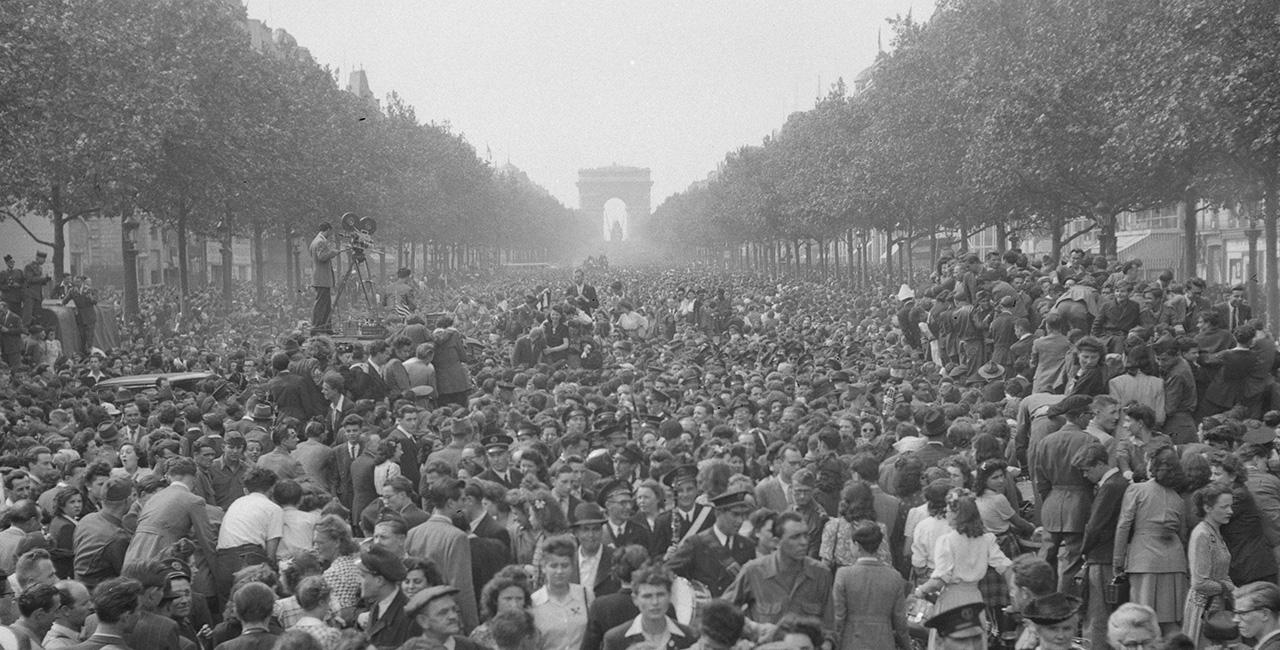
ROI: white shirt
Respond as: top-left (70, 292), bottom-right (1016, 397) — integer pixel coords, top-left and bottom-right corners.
top-left (279, 507), bottom-right (319, 561)
top-left (577, 546), bottom-right (602, 593)
top-left (217, 492), bottom-right (284, 550)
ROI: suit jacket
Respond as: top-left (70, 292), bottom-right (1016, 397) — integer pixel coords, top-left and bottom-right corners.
top-left (214, 629), bottom-right (277, 650)
top-left (359, 499), bottom-right (430, 536)
top-left (1009, 335), bottom-right (1034, 368)
top-left (832, 559), bottom-right (911, 650)
top-left (1221, 486), bottom-right (1280, 584)
top-left (667, 526), bottom-right (754, 597)
top-left (581, 589), bottom-right (639, 650)
top-left (332, 441), bottom-right (362, 511)
top-left (650, 504), bottom-right (715, 558)
top-left (383, 426), bottom-right (421, 491)
top-left (470, 536), bottom-right (511, 607)
top-left (1081, 470), bottom-right (1129, 563)
top-left (127, 611), bottom-right (184, 650)
top-left (476, 467), bottom-right (524, 490)
top-left (348, 365), bottom-right (390, 404)
top-left (364, 589), bottom-right (421, 650)
top-left (124, 482), bottom-right (215, 570)
top-left (293, 440), bottom-right (338, 494)
top-left (1032, 424), bottom-right (1094, 533)
top-left (405, 515), bottom-right (478, 632)
top-left (431, 329), bottom-right (472, 395)
top-left (601, 616), bottom-right (697, 650)
top-left (472, 513), bottom-right (512, 555)
top-left (570, 543), bottom-right (618, 596)
top-left (1215, 301), bottom-right (1253, 331)
top-left (566, 283), bottom-right (600, 314)
top-left (266, 372), bottom-right (326, 421)
top-left (1114, 479), bottom-right (1187, 574)
top-left (754, 476), bottom-right (790, 513)
top-left (350, 452), bottom-right (379, 528)
top-left (310, 233), bottom-right (339, 288)
top-left (603, 519), bottom-right (651, 552)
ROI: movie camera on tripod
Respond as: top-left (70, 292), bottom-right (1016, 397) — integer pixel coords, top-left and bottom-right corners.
top-left (339, 212), bottom-right (378, 262)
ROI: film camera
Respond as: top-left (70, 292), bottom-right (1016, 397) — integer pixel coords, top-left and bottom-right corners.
top-left (339, 212), bottom-right (377, 261)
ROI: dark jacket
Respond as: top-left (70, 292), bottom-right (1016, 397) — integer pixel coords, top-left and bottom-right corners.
top-left (667, 526), bottom-right (755, 598)
top-left (365, 590), bottom-right (421, 650)
top-left (581, 589), bottom-right (639, 650)
top-left (1222, 486), bottom-right (1280, 584)
top-left (601, 616), bottom-right (697, 650)
top-left (265, 372), bottom-right (326, 421)
top-left (1082, 470), bottom-right (1129, 563)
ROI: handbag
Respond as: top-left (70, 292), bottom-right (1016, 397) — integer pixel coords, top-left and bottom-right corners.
top-left (906, 594), bottom-right (936, 640)
top-left (1104, 573), bottom-right (1129, 606)
top-left (1203, 594), bottom-right (1239, 642)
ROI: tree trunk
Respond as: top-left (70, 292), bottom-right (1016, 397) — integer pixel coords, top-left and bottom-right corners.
top-left (905, 231), bottom-right (914, 278)
top-left (958, 224), bottom-right (968, 253)
top-left (1265, 166), bottom-right (1279, 336)
top-left (121, 216), bottom-right (139, 327)
top-left (1182, 195), bottom-right (1198, 280)
top-left (1051, 218), bottom-right (1064, 260)
top-left (930, 231), bottom-right (938, 272)
top-left (50, 184), bottom-right (66, 283)
top-left (995, 221), bottom-right (1007, 253)
top-left (284, 230), bottom-right (294, 295)
top-left (1097, 208), bottom-right (1118, 259)
top-left (885, 230), bottom-right (894, 285)
top-left (221, 203), bottom-right (233, 302)
top-left (252, 223), bottom-right (265, 307)
top-left (176, 201), bottom-right (190, 303)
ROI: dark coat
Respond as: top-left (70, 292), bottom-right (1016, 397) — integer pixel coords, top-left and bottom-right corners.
top-left (350, 452), bottom-right (379, 528)
top-left (601, 617), bottom-right (697, 650)
top-left (1215, 301), bottom-right (1253, 331)
top-left (570, 543), bottom-right (618, 596)
top-left (348, 365), bottom-right (390, 403)
top-left (470, 536), bottom-right (511, 607)
top-left (1222, 486), bottom-right (1280, 584)
top-left (333, 441), bottom-right (362, 511)
top-left (266, 371), bottom-right (326, 421)
top-left (650, 505), bottom-right (715, 558)
top-left (475, 467), bottom-right (524, 490)
top-left (581, 589), bottom-right (639, 650)
top-left (1033, 424), bottom-right (1095, 533)
top-left (365, 589), bottom-right (421, 650)
top-left (214, 629), bottom-right (278, 650)
top-left (431, 329), bottom-right (472, 396)
top-left (603, 520), bottom-right (652, 552)
top-left (1082, 471), bottom-right (1129, 563)
top-left (383, 426), bottom-right (421, 491)
top-left (472, 514), bottom-right (512, 556)
top-left (667, 526), bottom-right (754, 598)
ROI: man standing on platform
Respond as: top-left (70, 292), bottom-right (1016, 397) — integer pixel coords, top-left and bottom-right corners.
top-left (310, 222), bottom-right (339, 334)
top-left (21, 251), bottom-right (49, 326)
top-left (61, 277), bottom-right (97, 357)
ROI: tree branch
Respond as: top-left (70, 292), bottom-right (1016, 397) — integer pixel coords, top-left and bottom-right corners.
top-left (1059, 221), bottom-right (1098, 246)
top-left (0, 209), bottom-right (55, 247)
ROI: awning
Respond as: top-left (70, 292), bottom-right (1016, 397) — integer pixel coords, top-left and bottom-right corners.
top-left (1117, 231), bottom-right (1183, 272)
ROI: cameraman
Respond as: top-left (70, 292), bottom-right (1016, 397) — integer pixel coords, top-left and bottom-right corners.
top-left (310, 222), bottom-right (340, 333)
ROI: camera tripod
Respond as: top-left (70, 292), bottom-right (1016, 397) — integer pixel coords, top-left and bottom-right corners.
top-left (331, 249), bottom-right (377, 326)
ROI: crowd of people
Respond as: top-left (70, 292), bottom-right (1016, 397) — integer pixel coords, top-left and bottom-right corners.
top-left (0, 243), bottom-right (1276, 650)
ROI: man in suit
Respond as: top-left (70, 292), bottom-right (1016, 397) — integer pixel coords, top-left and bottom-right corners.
top-left (21, 251), bottom-right (49, 326)
top-left (460, 479), bottom-right (511, 554)
top-left (115, 560), bottom-right (183, 650)
top-left (723, 510), bottom-right (834, 629)
top-left (293, 421), bottom-right (337, 495)
top-left (1031, 313), bottom-right (1072, 394)
top-left (359, 477), bottom-right (430, 537)
top-left (1032, 394), bottom-right (1096, 592)
top-left (66, 577), bottom-right (141, 650)
top-left (333, 415), bottom-right (365, 516)
top-left (405, 479), bottom-right (478, 632)
top-left (1092, 281), bottom-right (1141, 354)
top-left (357, 545), bottom-right (420, 650)
top-left (651, 465), bottom-right (715, 559)
top-left (310, 221), bottom-right (340, 334)
top-left (570, 504), bottom-right (618, 597)
top-left (597, 479), bottom-right (650, 552)
top-left (321, 374), bottom-right (354, 437)
top-left (123, 459), bottom-right (215, 576)
top-left (1075, 442), bottom-right (1129, 650)
top-left (265, 352), bottom-right (326, 422)
top-left (475, 435), bottom-right (522, 489)
top-left (581, 545), bottom-right (651, 650)
top-left (212, 582), bottom-right (277, 650)
top-left (754, 444), bottom-right (802, 513)
top-left (600, 562), bottom-right (697, 650)
top-left (565, 268), bottom-right (599, 315)
top-left (61, 275), bottom-right (97, 356)
top-left (1216, 284), bottom-right (1253, 332)
top-left (550, 465), bottom-right (583, 525)
top-left (667, 490), bottom-right (755, 598)
top-left (384, 405), bottom-right (422, 491)
top-left (350, 433), bottom-right (381, 530)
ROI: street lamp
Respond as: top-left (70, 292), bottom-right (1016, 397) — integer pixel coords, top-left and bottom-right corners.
top-left (121, 214), bottom-right (140, 327)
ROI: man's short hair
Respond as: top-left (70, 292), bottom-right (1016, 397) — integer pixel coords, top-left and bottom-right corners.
top-left (1010, 554), bottom-right (1056, 596)
top-left (423, 479), bottom-right (464, 511)
top-left (490, 609), bottom-right (536, 650)
top-left (273, 480), bottom-right (303, 507)
top-left (232, 582), bottom-right (276, 624)
top-left (386, 476), bottom-right (415, 496)
top-left (91, 577), bottom-right (142, 624)
top-left (17, 583), bottom-right (60, 618)
top-left (374, 518), bottom-right (408, 538)
top-left (1071, 443), bottom-right (1111, 470)
top-left (14, 549), bottom-right (52, 588)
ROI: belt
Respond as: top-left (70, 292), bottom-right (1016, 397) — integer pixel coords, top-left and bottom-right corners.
top-left (216, 543), bottom-right (265, 556)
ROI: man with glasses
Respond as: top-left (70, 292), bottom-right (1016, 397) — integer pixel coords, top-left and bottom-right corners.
top-left (597, 479), bottom-right (649, 551)
top-left (754, 443), bottom-right (802, 513)
top-left (651, 465), bottom-right (714, 559)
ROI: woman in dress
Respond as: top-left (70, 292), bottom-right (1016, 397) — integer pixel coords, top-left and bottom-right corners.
top-left (110, 443), bottom-right (153, 481)
top-left (821, 482), bottom-right (891, 569)
top-left (290, 576), bottom-right (343, 650)
top-left (910, 479), bottom-right (955, 585)
top-left (470, 568), bottom-right (534, 649)
top-left (541, 306), bottom-right (571, 366)
top-left (48, 485), bottom-right (82, 578)
top-left (530, 535), bottom-right (590, 650)
top-left (373, 439), bottom-right (402, 495)
top-left (913, 490), bottom-right (1012, 647)
top-left (974, 459), bottom-right (1036, 559)
top-left (1207, 451), bottom-right (1280, 586)
top-left (312, 515), bottom-right (362, 624)
top-left (1114, 444), bottom-right (1189, 635)
top-left (1183, 483), bottom-right (1235, 648)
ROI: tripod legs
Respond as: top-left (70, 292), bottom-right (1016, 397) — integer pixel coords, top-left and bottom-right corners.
top-left (330, 255), bottom-right (377, 332)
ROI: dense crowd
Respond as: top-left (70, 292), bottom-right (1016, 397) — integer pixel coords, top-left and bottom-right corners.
top-left (0, 245), bottom-right (1277, 650)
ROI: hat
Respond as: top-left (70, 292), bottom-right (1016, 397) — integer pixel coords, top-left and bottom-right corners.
top-left (709, 489), bottom-right (751, 511)
top-left (648, 389), bottom-right (672, 404)
top-left (358, 544), bottom-right (408, 583)
top-left (792, 467), bottom-right (817, 488)
top-left (595, 479), bottom-right (633, 507)
top-left (897, 284), bottom-right (915, 302)
top-left (251, 403), bottom-right (274, 421)
top-left (1046, 394), bottom-right (1092, 419)
top-left (1243, 420), bottom-right (1278, 445)
top-left (97, 423), bottom-right (121, 443)
top-left (599, 422), bottom-right (629, 441)
top-left (924, 602), bottom-right (986, 639)
top-left (636, 414), bottom-right (662, 431)
top-left (613, 442), bottom-right (643, 465)
top-left (481, 434), bottom-right (513, 453)
top-left (405, 585), bottom-right (461, 615)
top-left (2, 255), bottom-right (10, 262)
top-left (729, 397), bottom-right (756, 415)
top-left (403, 385), bottom-right (435, 399)
top-left (1023, 593), bottom-right (1083, 625)
top-left (561, 407), bottom-right (589, 424)
top-left (977, 362), bottom-right (1005, 380)
top-left (135, 473), bottom-right (167, 494)
top-left (571, 503), bottom-right (608, 527)
top-left (922, 409), bottom-right (948, 438)
top-left (102, 403), bottom-right (121, 417)
top-left (946, 365), bottom-right (969, 380)
top-left (661, 464), bottom-right (698, 488)
top-left (165, 558), bottom-right (192, 581)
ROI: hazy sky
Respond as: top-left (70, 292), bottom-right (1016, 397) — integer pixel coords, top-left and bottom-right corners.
top-left (244, 1), bottom-right (933, 211)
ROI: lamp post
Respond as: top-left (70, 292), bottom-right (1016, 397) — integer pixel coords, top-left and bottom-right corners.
top-left (121, 214), bottom-right (140, 327)
top-left (1246, 213), bottom-right (1262, 313)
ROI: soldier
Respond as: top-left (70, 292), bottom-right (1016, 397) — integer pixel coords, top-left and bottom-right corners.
top-left (666, 489), bottom-right (755, 598)
top-left (21, 251), bottom-right (50, 326)
top-left (0, 301), bottom-right (23, 368)
top-left (61, 276), bottom-right (97, 356)
top-left (0, 255), bottom-right (24, 313)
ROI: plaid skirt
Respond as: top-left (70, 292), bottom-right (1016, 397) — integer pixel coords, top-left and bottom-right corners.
top-left (978, 566), bottom-right (1011, 609)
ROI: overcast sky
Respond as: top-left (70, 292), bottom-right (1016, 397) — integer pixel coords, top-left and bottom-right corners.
top-left (244, 1), bottom-right (933, 211)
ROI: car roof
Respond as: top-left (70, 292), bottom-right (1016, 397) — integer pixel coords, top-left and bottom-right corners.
top-left (94, 372), bottom-right (216, 390)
